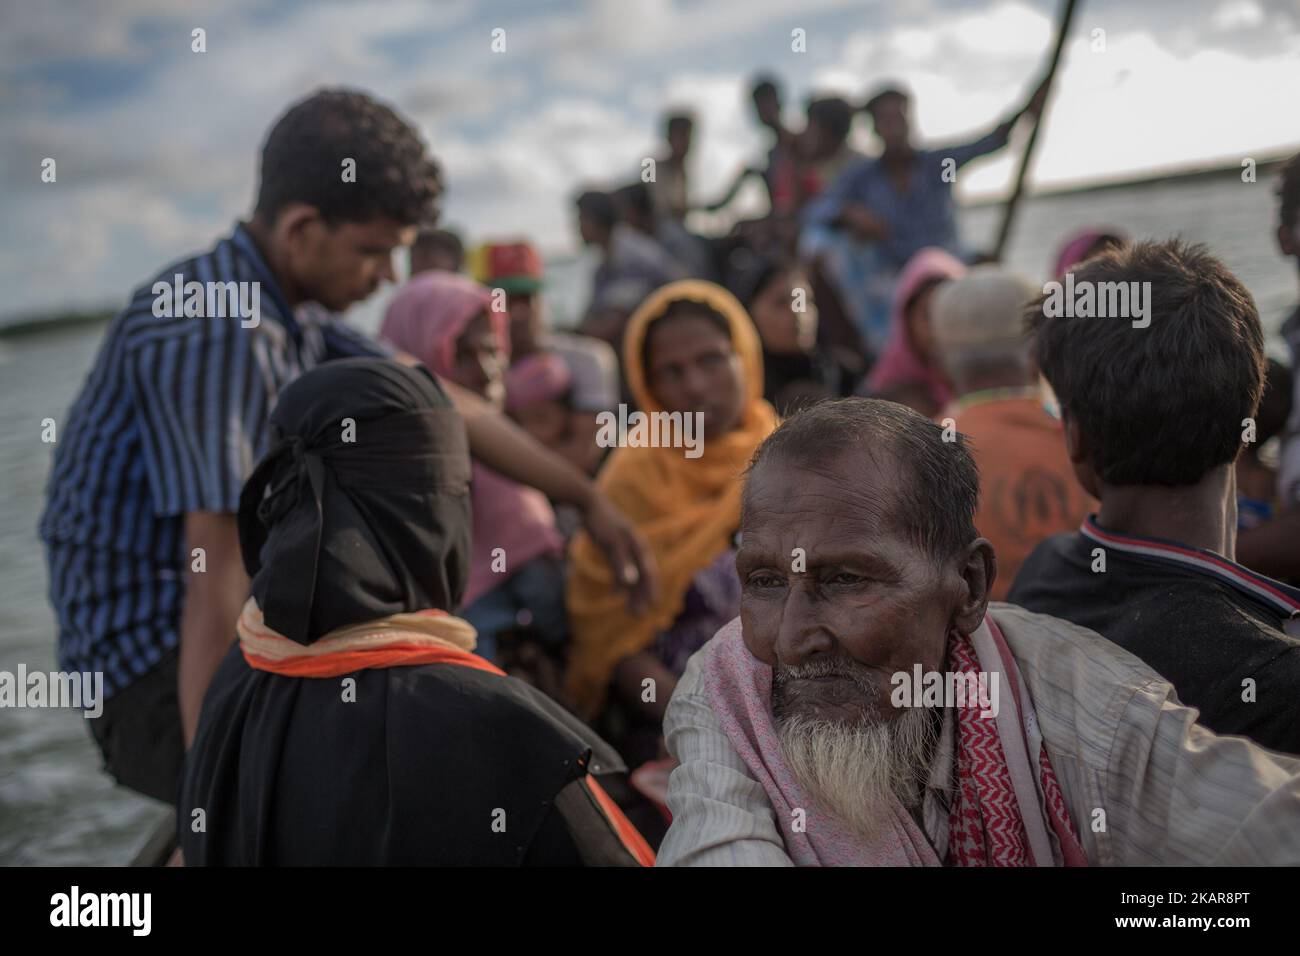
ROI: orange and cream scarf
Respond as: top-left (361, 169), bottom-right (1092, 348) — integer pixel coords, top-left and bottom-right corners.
top-left (236, 597), bottom-right (503, 678)
top-left (565, 280), bottom-right (779, 717)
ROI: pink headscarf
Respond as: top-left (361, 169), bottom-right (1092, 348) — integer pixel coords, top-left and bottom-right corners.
top-left (380, 271), bottom-right (507, 378)
top-left (381, 272), bottom-right (562, 610)
top-left (1052, 228), bottom-right (1123, 279)
top-left (864, 247), bottom-right (966, 408)
top-left (506, 352), bottom-right (572, 414)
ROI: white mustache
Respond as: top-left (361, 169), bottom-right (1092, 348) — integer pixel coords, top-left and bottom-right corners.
top-left (774, 656), bottom-right (877, 692)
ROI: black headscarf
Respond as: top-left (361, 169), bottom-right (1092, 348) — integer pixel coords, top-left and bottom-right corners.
top-left (184, 359), bottom-right (663, 865)
top-left (238, 358), bottom-right (471, 645)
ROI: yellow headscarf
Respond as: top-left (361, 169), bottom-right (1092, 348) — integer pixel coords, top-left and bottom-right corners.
top-left (565, 280), bottom-right (779, 717)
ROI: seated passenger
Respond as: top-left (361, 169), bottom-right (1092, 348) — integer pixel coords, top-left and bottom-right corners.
top-left (929, 267), bottom-right (1095, 599)
top-left (657, 398), bottom-right (1300, 866)
top-left (381, 273), bottom-right (566, 663)
top-left (180, 358), bottom-right (654, 865)
top-left (1009, 240), bottom-right (1300, 754)
top-left (470, 240), bottom-right (621, 475)
top-left (860, 247), bottom-right (966, 418)
top-left (566, 281), bottom-right (779, 764)
top-left (739, 257), bottom-right (858, 415)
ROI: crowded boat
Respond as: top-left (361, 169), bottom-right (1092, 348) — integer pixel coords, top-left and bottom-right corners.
top-left (37, 71), bottom-right (1300, 867)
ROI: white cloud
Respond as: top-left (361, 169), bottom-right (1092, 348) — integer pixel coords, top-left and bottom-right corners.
top-left (3, 0), bottom-right (1298, 322)
top-left (1212, 0), bottom-right (1266, 31)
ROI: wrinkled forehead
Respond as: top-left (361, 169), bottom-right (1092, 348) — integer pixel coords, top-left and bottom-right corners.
top-left (742, 449), bottom-right (908, 541)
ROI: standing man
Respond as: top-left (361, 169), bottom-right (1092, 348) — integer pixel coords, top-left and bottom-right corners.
top-left (800, 78), bottom-right (1047, 350)
top-left (647, 112), bottom-right (695, 225)
top-left (40, 89), bottom-right (655, 805)
top-left (41, 89), bottom-right (437, 804)
top-left (703, 76), bottom-right (801, 219)
top-left (803, 78), bottom-right (1049, 269)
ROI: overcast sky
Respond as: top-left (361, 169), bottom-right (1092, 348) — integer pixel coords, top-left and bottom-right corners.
top-left (2, 0), bottom-right (1298, 321)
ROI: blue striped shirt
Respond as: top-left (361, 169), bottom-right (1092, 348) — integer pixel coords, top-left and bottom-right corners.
top-left (39, 224), bottom-right (389, 698)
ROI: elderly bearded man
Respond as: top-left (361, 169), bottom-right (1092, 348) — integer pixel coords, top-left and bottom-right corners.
top-left (657, 399), bottom-right (1300, 866)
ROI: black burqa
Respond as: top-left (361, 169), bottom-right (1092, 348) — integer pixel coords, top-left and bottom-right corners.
top-left (179, 358), bottom-right (645, 865)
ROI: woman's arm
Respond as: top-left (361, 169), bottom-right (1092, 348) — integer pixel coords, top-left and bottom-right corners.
top-left (443, 379), bottom-right (659, 614)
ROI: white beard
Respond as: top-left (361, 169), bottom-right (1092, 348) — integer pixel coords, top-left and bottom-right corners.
top-left (776, 706), bottom-right (939, 844)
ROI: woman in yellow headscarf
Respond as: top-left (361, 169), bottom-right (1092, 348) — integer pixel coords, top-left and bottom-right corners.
top-left (566, 280), bottom-right (779, 745)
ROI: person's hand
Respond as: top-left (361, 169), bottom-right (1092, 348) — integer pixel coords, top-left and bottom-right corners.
top-left (841, 203), bottom-right (889, 241)
top-left (583, 490), bottom-right (660, 615)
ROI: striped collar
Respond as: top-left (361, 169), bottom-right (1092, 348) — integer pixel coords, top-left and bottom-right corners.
top-left (1079, 515), bottom-right (1300, 618)
top-left (230, 222), bottom-right (301, 340)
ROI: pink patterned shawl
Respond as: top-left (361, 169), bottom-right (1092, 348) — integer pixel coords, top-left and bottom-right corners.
top-left (701, 611), bottom-right (1087, 867)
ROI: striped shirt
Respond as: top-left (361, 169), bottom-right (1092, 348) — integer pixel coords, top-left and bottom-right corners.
top-left (658, 604), bottom-right (1300, 866)
top-left (39, 224), bottom-right (389, 699)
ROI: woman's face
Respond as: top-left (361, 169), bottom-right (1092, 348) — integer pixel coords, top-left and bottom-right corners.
top-left (751, 270), bottom-right (818, 355)
top-left (451, 310), bottom-right (506, 409)
top-left (645, 312), bottom-right (746, 440)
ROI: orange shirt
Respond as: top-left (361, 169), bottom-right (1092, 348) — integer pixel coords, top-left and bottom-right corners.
top-left (942, 392), bottom-right (1096, 600)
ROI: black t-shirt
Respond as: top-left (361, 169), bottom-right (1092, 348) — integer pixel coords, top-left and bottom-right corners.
top-left (1008, 523), bottom-right (1300, 755)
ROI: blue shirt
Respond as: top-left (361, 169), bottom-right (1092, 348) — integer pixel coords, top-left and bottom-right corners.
top-left (803, 126), bottom-right (1009, 268)
top-left (39, 224), bottom-right (389, 698)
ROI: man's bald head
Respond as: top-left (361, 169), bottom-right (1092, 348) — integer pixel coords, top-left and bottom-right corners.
top-left (744, 398), bottom-right (980, 561)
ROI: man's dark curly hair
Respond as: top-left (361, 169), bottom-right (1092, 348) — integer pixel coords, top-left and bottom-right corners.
top-left (255, 88), bottom-right (443, 226)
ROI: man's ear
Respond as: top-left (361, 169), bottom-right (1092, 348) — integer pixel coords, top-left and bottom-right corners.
top-left (952, 537), bottom-right (995, 635)
top-left (272, 203), bottom-right (325, 250)
top-left (1063, 413), bottom-right (1088, 466)
top-left (1062, 412), bottom-right (1102, 500)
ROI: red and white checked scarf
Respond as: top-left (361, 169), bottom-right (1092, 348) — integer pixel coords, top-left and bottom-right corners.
top-left (946, 628), bottom-right (1079, 866)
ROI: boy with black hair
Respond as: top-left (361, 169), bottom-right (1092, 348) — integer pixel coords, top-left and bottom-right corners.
top-left (1008, 239), bottom-right (1300, 754)
top-left (41, 88), bottom-right (440, 801)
